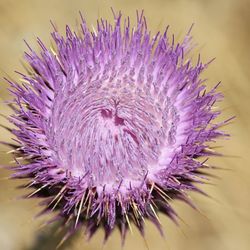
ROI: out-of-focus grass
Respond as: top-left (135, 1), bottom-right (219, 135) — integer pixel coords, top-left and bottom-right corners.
top-left (0, 0), bottom-right (249, 249)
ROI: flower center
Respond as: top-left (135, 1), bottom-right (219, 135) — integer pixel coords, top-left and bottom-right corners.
top-left (49, 76), bottom-right (180, 189)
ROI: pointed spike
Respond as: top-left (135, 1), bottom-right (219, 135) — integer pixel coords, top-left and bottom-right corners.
top-left (75, 194), bottom-right (84, 228)
top-left (27, 183), bottom-right (49, 198)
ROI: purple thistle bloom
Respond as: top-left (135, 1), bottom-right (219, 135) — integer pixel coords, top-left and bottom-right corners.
top-left (5, 11), bottom-right (229, 243)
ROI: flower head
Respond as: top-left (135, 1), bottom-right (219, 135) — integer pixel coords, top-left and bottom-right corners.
top-left (6, 11), bottom-right (227, 242)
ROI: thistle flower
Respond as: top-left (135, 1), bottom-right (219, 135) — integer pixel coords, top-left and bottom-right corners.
top-left (5, 11), bottom-right (228, 243)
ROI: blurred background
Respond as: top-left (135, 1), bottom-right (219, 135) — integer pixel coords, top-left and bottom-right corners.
top-left (0, 0), bottom-right (249, 249)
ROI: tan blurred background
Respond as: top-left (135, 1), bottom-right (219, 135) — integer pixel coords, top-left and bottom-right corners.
top-left (0, 0), bottom-right (249, 249)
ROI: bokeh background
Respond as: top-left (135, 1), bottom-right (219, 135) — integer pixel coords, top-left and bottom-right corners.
top-left (0, 0), bottom-right (249, 249)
